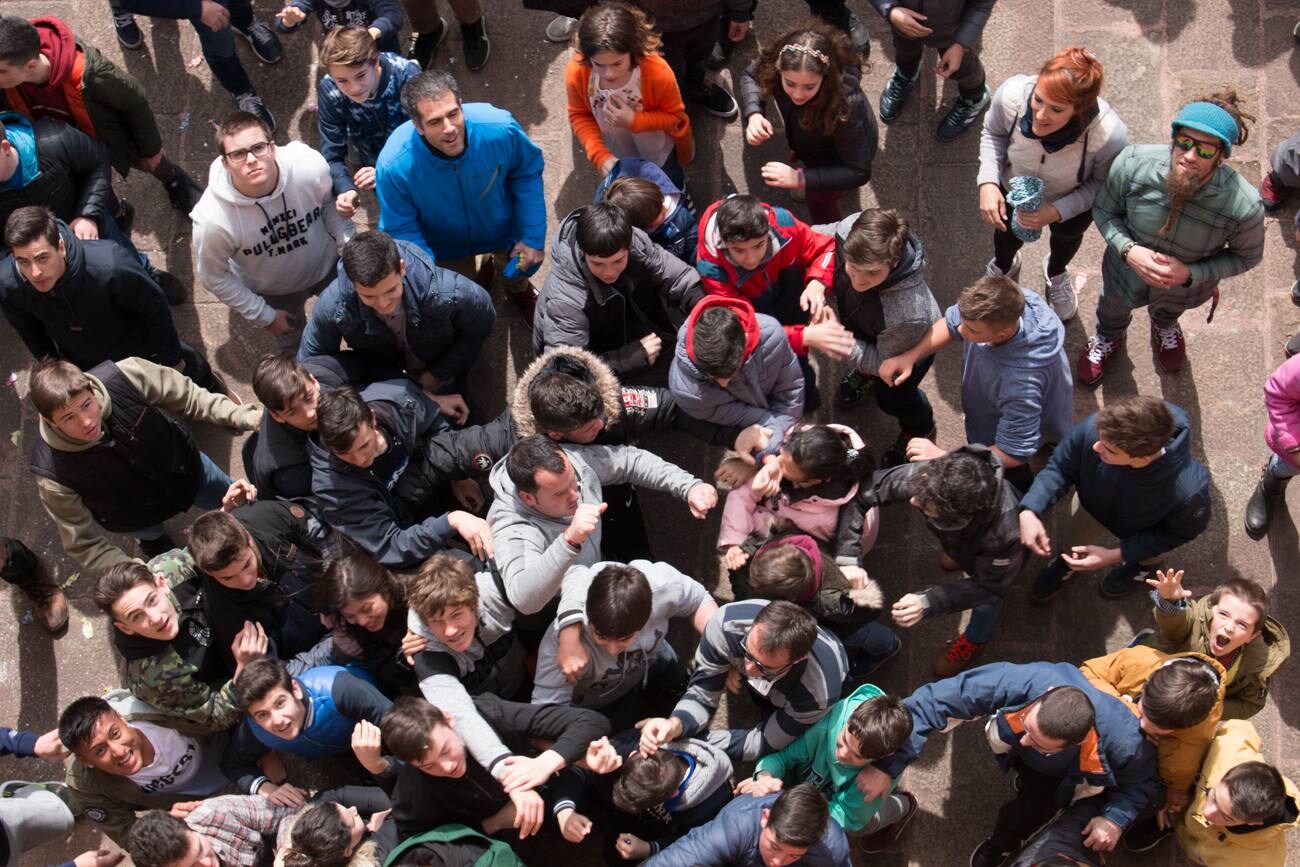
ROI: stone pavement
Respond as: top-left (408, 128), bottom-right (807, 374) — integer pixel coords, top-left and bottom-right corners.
top-left (1, 0), bottom-right (1298, 864)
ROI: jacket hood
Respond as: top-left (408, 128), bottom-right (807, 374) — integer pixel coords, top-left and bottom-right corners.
top-left (0, 110), bottom-right (40, 183)
top-left (1188, 719), bottom-right (1300, 847)
top-left (662, 737), bottom-right (735, 811)
top-left (204, 143), bottom-right (295, 207)
top-left (37, 358), bottom-right (108, 453)
top-left (996, 290), bottom-right (1065, 368)
top-left (30, 17), bottom-right (77, 88)
top-left (699, 200), bottom-right (789, 286)
top-left (511, 346), bottom-right (622, 438)
top-left (683, 295), bottom-right (760, 367)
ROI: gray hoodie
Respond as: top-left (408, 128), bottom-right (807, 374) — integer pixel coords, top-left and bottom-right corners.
top-left (533, 560), bottom-right (711, 709)
top-left (486, 444), bottom-right (704, 616)
top-left (190, 141), bottom-right (354, 326)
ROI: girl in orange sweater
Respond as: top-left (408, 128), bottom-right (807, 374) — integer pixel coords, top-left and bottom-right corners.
top-left (565, 1), bottom-right (694, 189)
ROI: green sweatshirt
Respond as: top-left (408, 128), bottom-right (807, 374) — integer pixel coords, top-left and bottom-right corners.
top-left (34, 356), bottom-right (261, 571)
top-left (754, 683), bottom-right (897, 833)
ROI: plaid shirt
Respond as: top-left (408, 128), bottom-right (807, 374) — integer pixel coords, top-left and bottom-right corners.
top-left (186, 795), bottom-right (297, 866)
top-left (1093, 144), bottom-right (1264, 307)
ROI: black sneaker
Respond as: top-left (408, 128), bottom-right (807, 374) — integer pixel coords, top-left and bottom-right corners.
top-left (235, 92), bottom-right (277, 134)
top-left (969, 838), bottom-right (1010, 867)
top-left (1122, 815), bottom-right (1173, 853)
top-left (139, 532), bottom-right (180, 560)
top-left (233, 20), bottom-right (283, 65)
top-left (836, 369), bottom-right (875, 408)
top-left (848, 11), bottom-right (871, 58)
top-left (152, 270), bottom-right (188, 305)
top-left (1030, 555), bottom-right (1072, 603)
top-left (935, 85), bottom-right (991, 142)
top-left (879, 66), bottom-right (919, 123)
top-left (461, 16), bottom-right (490, 71)
top-left (163, 171), bottom-right (202, 215)
top-left (1291, 279), bottom-right (1300, 306)
top-left (848, 636), bottom-right (901, 681)
top-left (408, 17), bottom-right (448, 69)
top-left (694, 83), bottom-right (738, 120)
top-left (1100, 562), bottom-right (1151, 599)
top-left (113, 11), bottom-right (143, 49)
top-left (880, 425), bottom-right (935, 469)
top-left (1288, 332), bottom-right (1300, 359)
top-left (116, 199), bottom-right (136, 233)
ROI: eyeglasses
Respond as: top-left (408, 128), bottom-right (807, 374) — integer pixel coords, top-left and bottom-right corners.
top-left (223, 141), bottom-right (273, 162)
top-left (740, 629), bottom-right (790, 680)
top-left (1172, 134), bottom-right (1220, 160)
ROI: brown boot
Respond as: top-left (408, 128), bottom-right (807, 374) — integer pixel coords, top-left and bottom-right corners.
top-left (23, 574), bottom-right (69, 635)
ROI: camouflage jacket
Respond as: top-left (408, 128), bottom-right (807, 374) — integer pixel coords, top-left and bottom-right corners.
top-left (117, 549), bottom-right (242, 730)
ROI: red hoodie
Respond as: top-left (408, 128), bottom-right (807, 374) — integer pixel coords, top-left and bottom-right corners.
top-left (10, 17), bottom-right (84, 132)
top-left (696, 199), bottom-right (835, 355)
top-left (683, 295), bottom-right (761, 370)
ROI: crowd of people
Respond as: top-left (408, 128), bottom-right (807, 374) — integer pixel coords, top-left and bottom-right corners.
top-left (0, 1), bottom-right (1295, 866)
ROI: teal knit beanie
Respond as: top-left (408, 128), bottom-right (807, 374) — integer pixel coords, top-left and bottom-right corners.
top-left (1170, 101), bottom-right (1239, 155)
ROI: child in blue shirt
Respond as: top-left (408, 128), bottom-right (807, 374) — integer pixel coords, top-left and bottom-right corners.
top-left (599, 158), bottom-right (699, 265)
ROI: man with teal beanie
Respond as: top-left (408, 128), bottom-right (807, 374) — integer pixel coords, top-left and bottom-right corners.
top-left (1078, 91), bottom-right (1264, 385)
top-left (735, 684), bottom-right (917, 854)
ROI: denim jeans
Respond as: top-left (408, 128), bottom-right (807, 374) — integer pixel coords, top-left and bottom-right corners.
top-left (98, 209), bottom-right (155, 277)
top-left (964, 597), bottom-right (1005, 645)
top-left (1268, 452), bottom-right (1299, 480)
top-left (133, 451), bottom-right (232, 541)
top-left (193, 0), bottom-right (256, 97)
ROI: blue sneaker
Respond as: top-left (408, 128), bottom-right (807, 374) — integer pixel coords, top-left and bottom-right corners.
top-left (935, 85), bottom-right (991, 142)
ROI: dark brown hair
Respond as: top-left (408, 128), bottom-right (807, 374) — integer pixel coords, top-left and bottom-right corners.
top-left (753, 23), bottom-right (858, 137)
top-left (29, 357), bottom-right (94, 419)
top-left (1141, 657), bottom-right (1220, 730)
top-left (612, 750), bottom-right (685, 813)
top-left (1034, 687), bottom-right (1095, 744)
top-left (841, 208), bottom-right (908, 268)
top-left (604, 177), bottom-right (663, 229)
top-left (381, 695), bottom-right (449, 761)
top-left (233, 656), bottom-right (295, 710)
top-left (252, 353), bottom-right (314, 413)
top-left (217, 110), bottom-right (273, 152)
top-left (1096, 396), bottom-right (1175, 458)
top-left (92, 562), bottom-right (156, 616)
top-left (4, 204), bottom-right (59, 250)
top-left (957, 275), bottom-right (1025, 325)
top-left (845, 694), bottom-right (913, 760)
top-left (188, 509), bottom-right (253, 574)
top-left (575, 0), bottom-right (661, 66)
top-left (748, 544), bottom-right (814, 600)
top-left (586, 563), bottom-right (652, 639)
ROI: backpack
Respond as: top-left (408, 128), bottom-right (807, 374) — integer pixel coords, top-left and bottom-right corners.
top-left (383, 824), bottom-right (527, 867)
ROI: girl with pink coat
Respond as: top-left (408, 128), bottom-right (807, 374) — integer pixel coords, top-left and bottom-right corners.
top-left (1245, 353), bottom-right (1300, 538)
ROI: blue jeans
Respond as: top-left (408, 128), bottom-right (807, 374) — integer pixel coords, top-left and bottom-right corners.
top-left (1268, 453), bottom-right (1299, 480)
top-left (192, 0), bottom-right (256, 96)
top-left (964, 597), bottom-right (1005, 645)
top-left (838, 619), bottom-right (899, 659)
top-left (98, 209), bottom-right (157, 276)
top-left (133, 452), bottom-right (232, 541)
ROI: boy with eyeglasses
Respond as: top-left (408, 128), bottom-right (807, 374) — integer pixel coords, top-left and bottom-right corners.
top-left (637, 599), bottom-right (849, 763)
top-left (190, 111), bottom-right (354, 352)
top-left (1077, 92), bottom-right (1264, 385)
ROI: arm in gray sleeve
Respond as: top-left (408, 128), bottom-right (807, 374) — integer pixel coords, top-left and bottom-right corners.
top-left (417, 672), bottom-right (512, 773)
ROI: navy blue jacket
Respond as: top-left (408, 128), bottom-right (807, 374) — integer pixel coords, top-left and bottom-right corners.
top-left (0, 726), bottom-right (37, 758)
top-left (1019, 404), bottom-right (1211, 564)
top-left (0, 221), bottom-right (180, 369)
top-left (644, 791), bottom-right (851, 867)
top-left (877, 661), bottom-right (1159, 830)
top-left (299, 239), bottom-right (495, 386)
top-left (316, 51), bottom-right (421, 195)
top-left (287, 0), bottom-right (404, 52)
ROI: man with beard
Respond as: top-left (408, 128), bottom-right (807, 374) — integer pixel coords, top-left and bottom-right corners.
top-left (1078, 91), bottom-right (1264, 385)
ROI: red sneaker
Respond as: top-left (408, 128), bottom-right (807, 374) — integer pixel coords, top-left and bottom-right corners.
top-left (1151, 321), bottom-right (1186, 372)
top-left (1076, 334), bottom-right (1122, 386)
top-left (1260, 172), bottom-right (1286, 211)
top-left (932, 634), bottom-right (986, 677)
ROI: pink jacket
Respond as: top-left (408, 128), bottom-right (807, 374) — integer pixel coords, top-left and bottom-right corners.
top-left (718, 423), bottom-right (879, 558)
top-left (1265, 354), bottom-right (1300, 469)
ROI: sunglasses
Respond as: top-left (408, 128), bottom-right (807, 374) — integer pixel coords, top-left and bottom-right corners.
top-left (1172, 134), bottom-right (1221, 160)
top-left (223, 141), bottom-right (273, 163)
top-left (741, 629), bottom-right (790, 680)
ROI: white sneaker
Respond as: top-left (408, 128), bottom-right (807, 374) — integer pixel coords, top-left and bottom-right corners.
top-left (545, 15), bottom-right (577, 43)
top-left (984, 252), bottom-right (1020, 281)
top-left (1043, 255), bottom-right (1078, 321)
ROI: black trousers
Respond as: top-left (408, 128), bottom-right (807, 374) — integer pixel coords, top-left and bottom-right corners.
top-left (989, 762), bottom-right (1064, 853)
top-left (993, 204), bottom-right (1094, 277)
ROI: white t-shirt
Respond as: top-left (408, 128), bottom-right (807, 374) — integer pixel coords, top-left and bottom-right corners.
top-left (590, 66), bottom-right (673, 167)
top-left (127, 722), bottom-right (224, 796)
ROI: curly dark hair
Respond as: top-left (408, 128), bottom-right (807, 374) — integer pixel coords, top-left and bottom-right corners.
top-left (753, 22), bottom-right (860, 137)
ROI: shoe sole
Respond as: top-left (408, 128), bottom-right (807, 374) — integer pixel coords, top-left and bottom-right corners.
top-left (234, 28), bottom-right (282, 65)
top-left (1122, 831), bottom-right (1173, 853)
top-left (465, 35), bottom-right (491, 71)
top-left (116, 31), bottom-right (143, 50)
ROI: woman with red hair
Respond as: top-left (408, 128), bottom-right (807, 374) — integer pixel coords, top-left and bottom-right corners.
top-left (976, 47), bottom-right (1128, 321)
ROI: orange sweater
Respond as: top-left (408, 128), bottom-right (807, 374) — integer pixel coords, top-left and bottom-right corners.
top-left (565, 52), bottom-right (694, 171)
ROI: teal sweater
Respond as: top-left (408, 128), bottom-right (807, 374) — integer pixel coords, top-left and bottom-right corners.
top-left (753, 682), bottom-right (897, 832)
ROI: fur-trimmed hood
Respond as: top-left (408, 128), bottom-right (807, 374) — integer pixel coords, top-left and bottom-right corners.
top-left (510, 345), bottom-right (623, 438)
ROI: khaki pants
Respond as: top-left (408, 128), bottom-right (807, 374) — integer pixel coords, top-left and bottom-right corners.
top-left (439, 249), bottom-right (532, 298)
top-left (1067, 493), bottom-right (1164, 567)
top-left (401, 0), bottom-right (483, 32)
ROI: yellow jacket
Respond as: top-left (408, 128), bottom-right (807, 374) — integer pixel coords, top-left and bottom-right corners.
top-left (1176, 719), bottom-right (1299, 866)
top-left (1080, 646), bottom-right (1225, 791)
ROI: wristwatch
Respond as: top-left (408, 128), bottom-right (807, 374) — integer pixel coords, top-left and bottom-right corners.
top-left (1119, 240), bottom-right (1135, 263)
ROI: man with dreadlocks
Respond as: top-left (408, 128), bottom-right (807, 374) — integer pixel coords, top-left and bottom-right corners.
top-left (1076, 90), bottom-right (1264, 386)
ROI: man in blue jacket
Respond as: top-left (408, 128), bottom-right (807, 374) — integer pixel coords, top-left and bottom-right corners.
top-left (299, 229), bottom-right (494, 420)
top-left (1019, 396), bottom-right (1211, 600)
top-left (316, 27), bottom-right (420, 219)
top-left (221, 657), bottom-right (392, 796)
top-left (644, 784), bottom-right (851, 867)
top-left (376, 70), bottom-right (546, 321)
top-left (856, 661), bottom-right (1159, 867)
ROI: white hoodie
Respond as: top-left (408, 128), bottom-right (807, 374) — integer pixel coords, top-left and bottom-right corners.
top-left (190, 141), bottom-right (354, 326)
